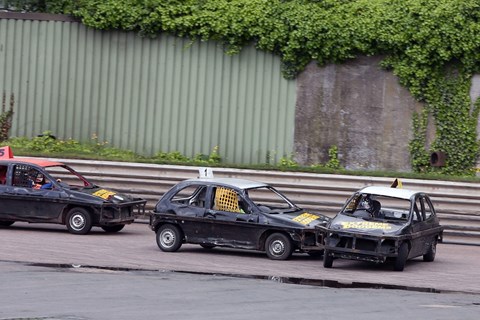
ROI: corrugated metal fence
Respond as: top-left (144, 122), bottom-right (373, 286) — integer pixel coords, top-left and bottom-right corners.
top-left (0, 13), bottom-right (296, 164)
top-left (43, 157), bottom-right (480, 247)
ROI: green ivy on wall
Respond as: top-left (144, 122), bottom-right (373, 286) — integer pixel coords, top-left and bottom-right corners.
top-left (408, 108), bottom-right (430, 174)
top-left (10, 0), bottom-right (480, 176)
top-left (426, 71), bottom-right (479, 176)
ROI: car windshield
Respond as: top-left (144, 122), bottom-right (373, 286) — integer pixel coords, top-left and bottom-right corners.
top-left (44, 165), bottom-right (94, 189)
top-left (342, 193), bottom-right (411, 223)
top-left (246, 186), bottom-right (300, 214)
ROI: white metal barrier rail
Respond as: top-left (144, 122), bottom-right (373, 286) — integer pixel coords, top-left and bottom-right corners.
top-left (46, 158), bottom-right (480, 246)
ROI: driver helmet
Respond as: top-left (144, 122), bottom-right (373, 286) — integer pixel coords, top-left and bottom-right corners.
top-left (35, 173), bottom-right (44, 183)
top-left (360, 195), bottom-right (373, 212)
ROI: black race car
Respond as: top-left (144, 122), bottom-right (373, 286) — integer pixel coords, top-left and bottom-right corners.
top-left (321, 186), bottom-right (444, 271)
top-left (149, 175), bottom-right (330, 260)
top-left (0, 146), bottom-right (146, 234)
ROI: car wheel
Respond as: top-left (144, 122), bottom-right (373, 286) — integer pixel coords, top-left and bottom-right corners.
top-left (265, 233), bottom-right (293, 260)
top-left (323, 250), bottom-right (333, 268)
top-left (156, 224), bottom-right (183, 252)
top-left (66, 207), bottom-right (93, 235)
top-left (0, 221), bottom-right (14, 227)
top-left (423, 238), bottom-right (437, 262)
top-left (394, 242), bottom-right (409, 271)
top-left (101, 224), bottom-right (125, 233)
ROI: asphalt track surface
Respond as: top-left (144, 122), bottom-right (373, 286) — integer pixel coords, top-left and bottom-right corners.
top-left (1, 222), bottom-right (480, 319)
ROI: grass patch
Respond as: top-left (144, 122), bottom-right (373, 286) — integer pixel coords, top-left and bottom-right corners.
top-left (2, 133), bottom-right (479, 183)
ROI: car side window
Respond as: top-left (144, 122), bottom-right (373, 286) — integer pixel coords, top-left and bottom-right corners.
top-left (212, 187), bottom-right (246, 213)
top-left (171, 185), bottom-right (207, 208)
top-left (0, 165), bottom-right (7, 185)
top-left (424, 197), bottom-right (433, 220)
top-left (413, 198), bottom-right (424, 223)
top-left (12, 165), bottom-right (53, 190)
top-left (12, 164), bottom-right (37, 188)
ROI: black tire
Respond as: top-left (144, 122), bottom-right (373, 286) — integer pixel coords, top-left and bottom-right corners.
top-left (323, 250), bottom-right (333, 268)
top-left (265, 233), bottom-right (293, 260)
top-left (156, 224), bottom-right (183, 252)
top-left (66, 207), bottom-right (93, 235)
top-left (394, 242), bottom-right (409, 271)
top-left (423, 238), bottom-right (437, 262)
top-left (0, 221), bottom-right (14, 227)
top-left (101, 224), bottom-right (125, 233)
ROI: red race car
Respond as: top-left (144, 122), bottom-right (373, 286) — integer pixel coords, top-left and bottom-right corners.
top-left (0, 146), bottom-right (146, 234)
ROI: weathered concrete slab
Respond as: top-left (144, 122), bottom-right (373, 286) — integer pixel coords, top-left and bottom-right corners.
top-left (295, 56), bottom-right (425, 171)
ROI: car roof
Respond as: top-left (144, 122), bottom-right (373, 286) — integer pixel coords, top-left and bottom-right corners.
top-left (0, 146), bottom-right (64, 168)
top-left (184, 177), bottom-right (269, 190)
top-left (0, 157), bottom-right (65, 168)
top-left (359, 186), bottom-right (418, 200)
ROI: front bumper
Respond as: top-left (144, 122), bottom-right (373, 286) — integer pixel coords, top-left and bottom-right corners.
top-left (320, 225), bottom-right (443, 263)
top-left (324, 231), bottom-right (404, 263)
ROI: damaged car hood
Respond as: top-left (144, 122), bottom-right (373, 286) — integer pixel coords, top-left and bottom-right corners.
top-left (268, 210), bottom-right (330, 228)
top-left (328, 215), bottom-right (405, 235)
top-left (66, 186), bottom-right (137, 204)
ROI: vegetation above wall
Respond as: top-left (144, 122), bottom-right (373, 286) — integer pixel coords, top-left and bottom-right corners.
top-left (3, 132), bottom-right (221, 164)
top-left (4, 0), bottom-right (480, 176)
top-left (3, 132), bottom-right (344, 172)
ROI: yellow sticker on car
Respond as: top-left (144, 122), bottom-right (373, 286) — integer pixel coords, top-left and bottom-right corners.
top-left (93, 189), bottom-right (116, 200)
top-left (340, 221), bottom-right (392, 230)
top-left (292, 213), bottom-right (320, 225)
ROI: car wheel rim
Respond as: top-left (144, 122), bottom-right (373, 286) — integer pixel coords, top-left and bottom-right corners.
top-left (160, 230), bottom-right (176, 248)
top-left (270, 240), bottom-right (285, 255)
top-left (70, 214), bottom-right (85, 231)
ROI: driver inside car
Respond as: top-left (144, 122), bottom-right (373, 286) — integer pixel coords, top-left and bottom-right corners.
top-left (31, 173), bottom-right (53, 190)
top-left (354, 195), bottom-right (381, 218)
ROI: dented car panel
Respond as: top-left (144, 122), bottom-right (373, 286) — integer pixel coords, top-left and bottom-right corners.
top-left (150, 177), bottom-right (330, 260)
top-left (322, 186), bottom-right (444, 271)
top-left (0, 146), bottom-right (146, 234)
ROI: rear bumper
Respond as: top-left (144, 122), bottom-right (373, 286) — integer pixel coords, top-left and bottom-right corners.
top-left (99, 199), bottom-right (147, 225)
top-left (298, 228), bottom-right (326, 251)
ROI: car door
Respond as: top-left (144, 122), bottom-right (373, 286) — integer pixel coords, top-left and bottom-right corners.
top-left (204, 186), bottom-right (260, 248)
top-left (0, 164), bottom-right (67, 222)
top-left (409, 195), bottom-right (432, 258)
top-left (419, 196), bottom-right (439, 254)
top-left (166, 184), bottom-right (212, 242)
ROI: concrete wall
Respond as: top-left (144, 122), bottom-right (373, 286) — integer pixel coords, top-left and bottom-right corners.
top-left (471, 74), bottom-right (480, 138)
top-left (294, 56), bottom-right (425, 172)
